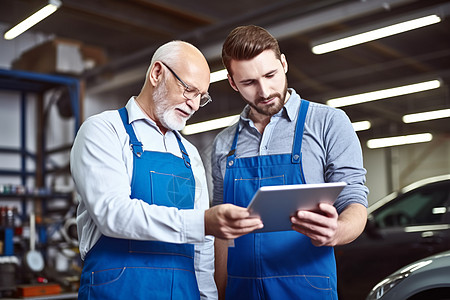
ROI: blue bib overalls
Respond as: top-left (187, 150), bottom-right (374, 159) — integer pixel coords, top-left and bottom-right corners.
top-left (78, 107), bottom-right (200, 299)
top-left (223, 100), bottom-right (338, 300)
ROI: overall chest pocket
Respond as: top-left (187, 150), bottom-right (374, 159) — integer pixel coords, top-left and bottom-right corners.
top-left (233, 174), bottom-right (285, 207)
top-left (149, 171), bottom-right (195, 209)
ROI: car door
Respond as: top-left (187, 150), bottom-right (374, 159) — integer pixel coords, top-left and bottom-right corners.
top-left (335, 179), bottom-right (450, 300)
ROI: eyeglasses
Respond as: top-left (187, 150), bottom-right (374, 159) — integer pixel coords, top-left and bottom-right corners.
top-left (160, 61), bottom-right (212, 107)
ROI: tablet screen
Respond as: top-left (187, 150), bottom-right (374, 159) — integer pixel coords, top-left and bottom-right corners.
top-left (247, 182), bottom-right (346, 233)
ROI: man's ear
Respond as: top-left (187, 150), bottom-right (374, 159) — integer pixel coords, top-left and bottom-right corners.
top-left (149, 62), bottom-right (164, 86)
top-left (281, 54), bottom-right (288, 73)
top-left (227, 74), bottom-right (239, 92)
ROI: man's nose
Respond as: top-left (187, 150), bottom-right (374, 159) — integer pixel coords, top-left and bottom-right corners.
top-left (258, 82), bottom-right (270, 99)
top-left (186, 95), bottom-right (200, 111)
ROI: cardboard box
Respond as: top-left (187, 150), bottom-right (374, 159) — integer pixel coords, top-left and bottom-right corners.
top-left (16, 283), bottom-right (62, 297)
top-left (12, 38), bottom-right (107, 75)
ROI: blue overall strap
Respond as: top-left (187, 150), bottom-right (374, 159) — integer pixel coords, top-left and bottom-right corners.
top-left (174, 133), bottom-right (192, 168)
top-left (291, 99), bottom-right (310, 164)
top-left (226, 124), bottom-right (240, 166)
top-left (118, 107), bottom-right (143, 157)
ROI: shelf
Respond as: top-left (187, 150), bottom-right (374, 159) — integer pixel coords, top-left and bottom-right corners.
top-left (0, 69), bottom-right (81, 257)
top-left (0, 68), bottom-right (81, 188)
top-left (2, 292), bottom-right (78, 300)
top-left (0, 193), bottom-right (72, 199)
top-left (0, 69), bottom-right (81, 125)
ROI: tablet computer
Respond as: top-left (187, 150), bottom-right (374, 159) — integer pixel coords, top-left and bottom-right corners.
top-left (247, 182), bottom-right (346, 233)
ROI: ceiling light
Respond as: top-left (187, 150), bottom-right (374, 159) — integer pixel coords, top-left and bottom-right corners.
top-left (182, 116), bottom-right (373, 136)
top-left (210, 69), bottom-right (228, 84)
top-left (403, 108), bottom-right (450, 123)
top-left (367, 133), bottom-right (432, 149)
top-left (182, 114), bottom-right (240, 135)
top-left (352, 121), bottom-right (371, 132)
top-left (4, 0), bottom-right (62, 40)
top-left (432, 207), bottom-right (447, 215)
top-left (312, 14), bottom-right (441, 54)
top-left (326, 80), bottom-right (441, 108)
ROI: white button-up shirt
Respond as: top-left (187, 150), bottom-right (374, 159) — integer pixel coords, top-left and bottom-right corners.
top-left (71, 97), bottom-right (216, 299)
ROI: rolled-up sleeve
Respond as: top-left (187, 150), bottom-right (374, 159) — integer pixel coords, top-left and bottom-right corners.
top-left (321, 109), bottom-right (369, 213)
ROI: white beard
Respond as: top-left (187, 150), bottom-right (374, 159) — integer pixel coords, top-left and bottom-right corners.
top-left (159, 106), bottom-right (188, 131)
top-left (153, 80), bottom-right (193, 131)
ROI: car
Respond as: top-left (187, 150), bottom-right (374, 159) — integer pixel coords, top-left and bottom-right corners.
top-left (366, 250), bottom-right (450, 300)
top-left (335, 174), bottom-right (450, 300)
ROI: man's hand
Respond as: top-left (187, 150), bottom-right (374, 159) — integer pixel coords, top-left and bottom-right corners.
top-left (291, 202), bottom-right (367, 247)
top-left (290, 202), bottom-right (339, 247)
top-left (205, 204), bottom-right (263, 239)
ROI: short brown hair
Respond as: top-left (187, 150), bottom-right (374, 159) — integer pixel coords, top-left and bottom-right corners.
top-left (222, 25), bottom-right (281, 75)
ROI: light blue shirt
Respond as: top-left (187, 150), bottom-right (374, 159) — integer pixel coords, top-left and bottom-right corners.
top-left (71, 97), bottom-right (217, 299)
top-left (211, 89), bottom-right (368, 213)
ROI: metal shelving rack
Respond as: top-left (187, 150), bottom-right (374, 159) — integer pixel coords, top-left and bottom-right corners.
top-left (0, 68), bottom-right (81, 257)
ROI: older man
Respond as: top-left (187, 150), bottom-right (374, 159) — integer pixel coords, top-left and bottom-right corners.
top-left (71, 40), bottom-right (262, 300)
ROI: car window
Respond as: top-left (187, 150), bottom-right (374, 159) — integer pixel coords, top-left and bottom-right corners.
top-left (373, 182), bottom-right (450, 229)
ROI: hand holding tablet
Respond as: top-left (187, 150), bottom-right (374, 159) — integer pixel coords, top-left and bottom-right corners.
top-left (247, 182), bottom-right (346, 233)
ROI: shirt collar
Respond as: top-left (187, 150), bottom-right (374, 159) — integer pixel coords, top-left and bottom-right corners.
top-left (125, 97), bottom-right (182, 139)
top-left (284, 88), bottom-right (302, 122)
top-left (126, 96), bottom-right (146, 123)
top-left (238, 88), bottom-right (302, 130)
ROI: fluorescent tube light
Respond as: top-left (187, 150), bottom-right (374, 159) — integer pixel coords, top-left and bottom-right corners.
top-left (312, 14), bottom-right (441, 54)
top-left (402, 108), bottom-right (450, 123)
top-left (352, 121), bottom-right (371, 132)
top-left (4, 0), bottom-right (61, 40)
top-left (182, 116), bottom-right (372, 136)
top-left (210, 69), bottom-right (228, 83)
top-left (432, 207), bottom-right (447, 215)
top-left (182, 114), bottom-right (240, 135)
top-left (367, 133), bottom-right (432, 149)
top-left (327, 80), bottom-right (441, 108)
top-left (183, 117), bottom-right (373, 135)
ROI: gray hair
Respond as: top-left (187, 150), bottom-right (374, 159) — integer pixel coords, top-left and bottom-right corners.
top-left (151, 40), bottom-right (188, 66)
top-left (144, 40), bottom-right (194, 80)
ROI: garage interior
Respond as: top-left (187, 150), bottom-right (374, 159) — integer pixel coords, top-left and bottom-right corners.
top-left (0, 0), bottom-right (449, 299)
